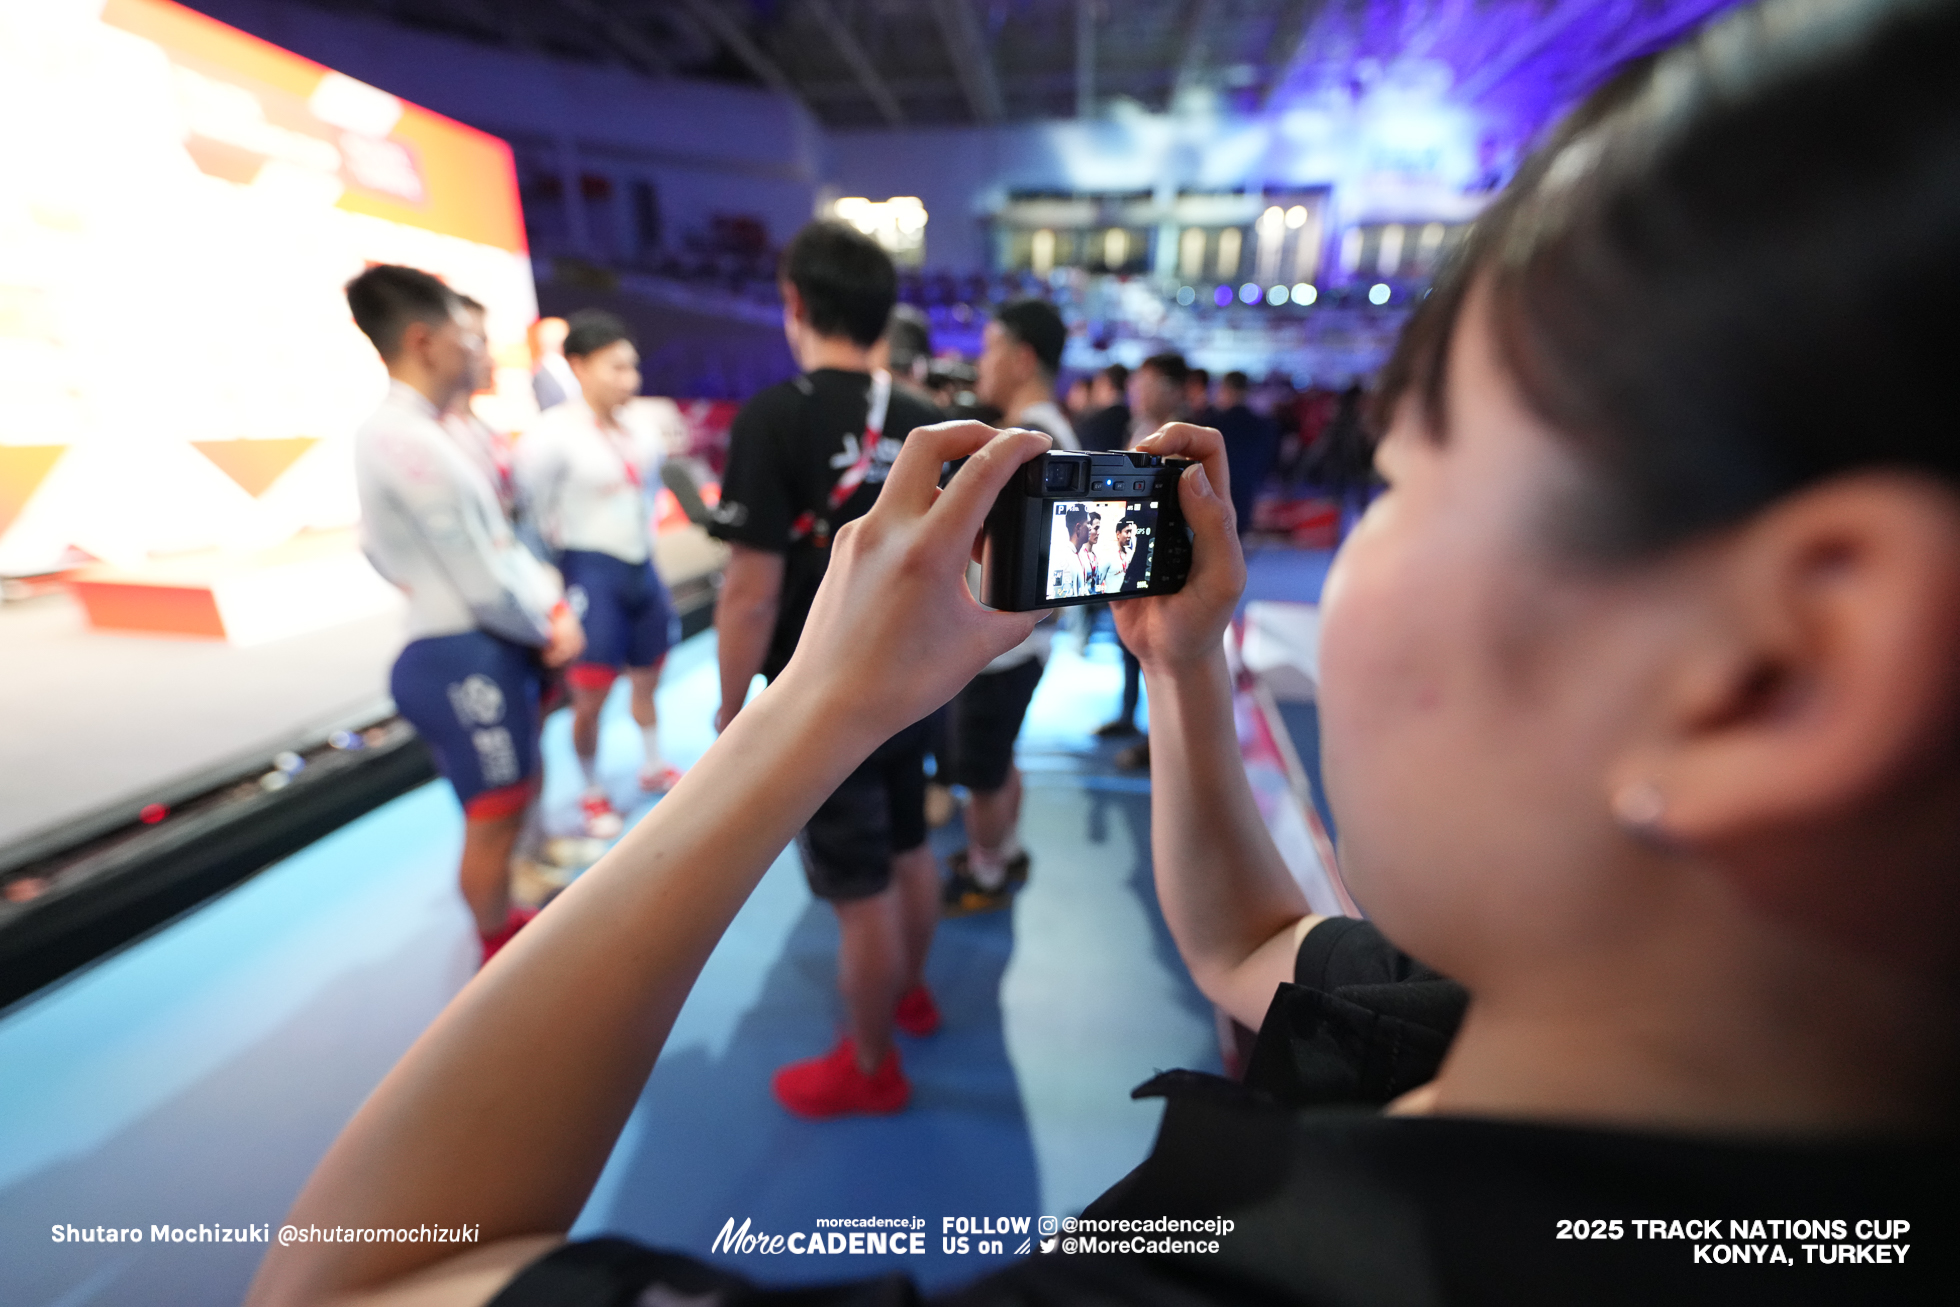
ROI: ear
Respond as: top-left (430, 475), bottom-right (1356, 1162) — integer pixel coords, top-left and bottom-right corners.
top-left (397, 318), bottom-right (434, 361)
top-left (1612, 472), bottom-right (1960, 958)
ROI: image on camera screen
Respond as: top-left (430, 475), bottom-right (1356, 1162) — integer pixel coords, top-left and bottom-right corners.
top-left (1046, 500), bottom-right (1158, 601)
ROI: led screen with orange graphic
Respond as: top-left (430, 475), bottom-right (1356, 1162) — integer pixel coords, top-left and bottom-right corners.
top-left (101, 0), bottom-right (526, 254)
top-left (0, 448), bottom-right (66, 539)
top-left (0, 0), bottom-right (540, 583)
top-left (191, 439), bottom-right (318, 498)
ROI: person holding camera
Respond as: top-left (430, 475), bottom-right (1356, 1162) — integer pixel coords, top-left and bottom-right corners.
top-left (258, 2), bottom-right (1959, 1301)
top-left (708, 220), bottom-right (947, 1117)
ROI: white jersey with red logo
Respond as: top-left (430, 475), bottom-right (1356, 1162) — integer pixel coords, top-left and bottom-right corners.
top-left (356, 381), bottom-right (561, 646)
top-left (514, 396), bottom-right (665, 565)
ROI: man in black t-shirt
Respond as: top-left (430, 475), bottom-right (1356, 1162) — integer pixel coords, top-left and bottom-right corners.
top-left (707, 221), bottom-right (946, 1118)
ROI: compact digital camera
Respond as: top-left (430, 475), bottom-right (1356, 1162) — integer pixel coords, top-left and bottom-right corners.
top-left (980, 450), bottom-right (1195, 612)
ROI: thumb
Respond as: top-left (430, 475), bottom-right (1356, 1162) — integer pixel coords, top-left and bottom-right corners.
top-left (1178, 462), bottom-right (1245, 591)
top-left (973, 607), bottom-right (1043, 662)
top-left (1180, 462), bottom-right (1233, 534)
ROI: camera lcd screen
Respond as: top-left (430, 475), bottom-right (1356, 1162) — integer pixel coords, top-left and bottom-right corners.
top-left (1045, 500), bottom-right (1159, 601)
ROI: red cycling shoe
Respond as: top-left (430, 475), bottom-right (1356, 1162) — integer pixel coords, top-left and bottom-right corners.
top-left (479, 905), bottom-right (538, 965)
top-left (894, 984), bottom-right (941, 1037)
top-left (638, 763), bottom-right (684, 794)
top-left (579, 790), bottom-right (624, 839)
top-left (771, 1037), bottom-right (910, 1118)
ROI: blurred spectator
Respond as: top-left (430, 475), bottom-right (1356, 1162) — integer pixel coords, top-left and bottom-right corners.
top-left (943, 299), bottom-right (1077, 916)
top-left (1064, 374), bottom-right (1094, 422)
top-left (1103, 352), bottom-right (1189, 761)
top-left (1127, 352), bottom-right (1188, 444)
top-left (527, 316), bottom-right (575, 412)
top-left (1280, 383), bottom-right (1339, 487)
top-left (1212, 371), bottom-right (1278, 536)
top-left (927, 356), bottom-right (991, 421)
top-left (879, 304), bottom-right (935, 407)
top-left (1299, 382), bottom-right (1376, 540)
top-left (1184, 366), bottom-right (1215, 425)
top-left (974, 299), bottom-right (1077, 449)
top-left (1076, 363), bottom-right (1130, 452)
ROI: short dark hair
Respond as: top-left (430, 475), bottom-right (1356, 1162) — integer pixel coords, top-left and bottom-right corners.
top-left (993, 299), bottom-right (1067, 376)
top-left (563, 309), bottom-right (635, 359)
top-left (1187, 367), bottom-right (1210, 389)
top-left (1377, 0), bottom-right (1960, 562)
top-left (1222, 370), bottom-right (1249, 392)
top-left (1115, 514), bottom-right (1142, 533)
top-left (1063, 506), bottom-right (1088, 534)
top-left (1100, 363), bottom-right (1129, 390)
top-left (780, 221), bottom-right (897, 348)
top-left (884, 304), bottom-right (932, 371)
top-left (455, 293), bottom-right (485, 314)
top-left (345, 264), bottom-right (457, 360)
top-left (1138, 352), bottom-right (1190, 388)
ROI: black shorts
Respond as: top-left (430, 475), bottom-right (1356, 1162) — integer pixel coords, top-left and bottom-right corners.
top-left (798, 719), bottom-right (930, 901)
top-left (947, 655), bottom-right (1044, 792)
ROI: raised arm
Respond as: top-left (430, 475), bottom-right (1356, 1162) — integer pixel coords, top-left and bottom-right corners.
top-left (1115, 424), bottom-right (1322, 1030)
top-left (246, 423), bottom-right (1047, 1307)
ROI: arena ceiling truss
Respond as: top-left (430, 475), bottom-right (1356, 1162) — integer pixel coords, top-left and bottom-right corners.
top-left (268, 1), bottom-right (1741, 136)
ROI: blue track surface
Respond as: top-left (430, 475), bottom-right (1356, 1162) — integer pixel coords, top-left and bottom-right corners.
top-left (0, 547), bottom-right (1328, 1305)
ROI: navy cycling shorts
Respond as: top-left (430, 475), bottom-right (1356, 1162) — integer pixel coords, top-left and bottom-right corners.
top-left (391, 630), bottom-right (542, 816)
top-left (559, 549), bottom-right (678, 673)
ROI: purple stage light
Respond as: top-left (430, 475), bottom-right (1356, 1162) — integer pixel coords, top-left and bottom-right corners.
top-left (1266, 0), bottom-right (1743, 191)
top-left (1213, 285), bottom-right (1233, 308)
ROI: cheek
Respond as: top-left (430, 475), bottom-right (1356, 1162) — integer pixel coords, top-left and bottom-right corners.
top-left (1319, 505), bottom-right (1454, 767)
top-left (1316, 500), bottom-right (1491, 917)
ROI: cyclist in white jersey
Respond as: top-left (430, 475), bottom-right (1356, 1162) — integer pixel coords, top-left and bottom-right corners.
top-left (515, 311), bottom-right (682, 840)
top-left (348, 266), bottom-right (583, 963)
